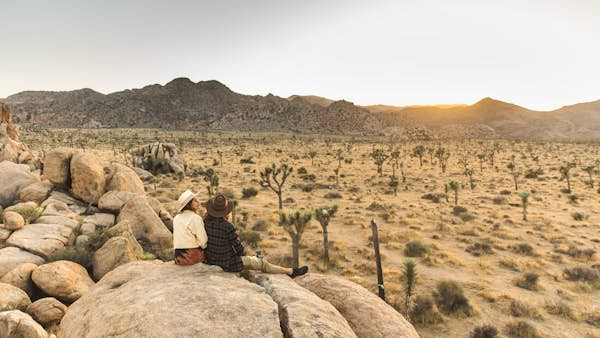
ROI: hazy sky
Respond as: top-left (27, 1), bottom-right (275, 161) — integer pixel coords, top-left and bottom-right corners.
top-left (1, 0), bottom-right (599, 110)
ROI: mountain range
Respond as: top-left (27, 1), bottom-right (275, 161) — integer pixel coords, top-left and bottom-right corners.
top-left (2, 77), bottom-right (600, 139)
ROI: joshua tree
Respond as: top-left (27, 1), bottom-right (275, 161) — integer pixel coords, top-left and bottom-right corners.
top-left (308, 150), bottom-right (317, 166)
top-left (436, 146), bottom-right (451, 173)
top-left (559, 162), bottom-right (576, 193)
top-left (314, 205), bottom-right (338, 270)
top-left (371, 149), bottom-right (389, 176)
top-left (389, 176), bottom-right (399, 196)
top-left (463, 167), bottom-right (475, 190)
top-left (217, 150), bottom-right (223, 167)
top-left (402, 259), bottom-right (417, 318)
top-left (583, 165), bottom-right (595, 188)
top-left (457, 154), bottom-right (470, 171)
top-left (390, 150), bottom-right (400, 179)
top-left (412, 145), bottom-right (426, 167)
top-left (334, 168), bottom-right (340, 187)
top-left (279, 210), bottom-right (312, 268)
top-left (203, 168), bottom-right (219, 196)
top-left (427, 147), bottom-right (435, 166)
top-left (336, 148), bottom-right (343, 169)
top-left (477, 153), bottom-right (486, 172)
top-left (447, 180), bottom-right (461, 206)
top-left (488, 150), bottom-right (496, 169)
top-left (520, 191), bottom-right (529, 221)
top-left (507, 162), bottom-right (520, 191)
top-left (260, 163), bottom-right (293, 210)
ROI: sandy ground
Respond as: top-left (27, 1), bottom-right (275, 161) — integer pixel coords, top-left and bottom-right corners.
top-left (24, 129), bottom-right (600, 338)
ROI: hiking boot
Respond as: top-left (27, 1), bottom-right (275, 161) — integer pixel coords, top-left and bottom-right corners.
top-left (290, 266), bottom-right (308, 278)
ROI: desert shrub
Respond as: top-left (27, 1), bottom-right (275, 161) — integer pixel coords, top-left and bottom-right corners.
top-left (324, 191), bottom-right (342, 199)
top-left (452, 206), bottom-right (468, 215)
top-left (515, 272), bottom-right (540, 291)
top-left (586, 313), bottom-right (600, 328)
top-left (465, 242), bottom-right (494, 256)
top-left (433, 280), bottom-right (473, 316)
top-left (140, 252), bottom-right (156, 260)
top-left (242, 187), bottom-right (258, 198)
top-left (492, 196), bottom-right (506, 205)
top-left (47, 247), bottom-right (90, 268)
top-left (545, 300), bottom-right (576, 320)
top-left (524, 168), bottom-right (543, 179)
top-left (510, 300), bottom-right (543, 319)
top-left (297, 167), bottom-right (308, 174)
top-left (471, 325), bottom-right (499, 338)
top-left (9, 205), bottom-right (42, 224)
top-left (500, 189), bottom-right (512, 195)
top-left (421, 193), bottom-right (443, 203)
top-left (563, 267), bottom-right (599, 285)
top-left (239, 157), bottom-right (255, 164)
top-left (409, 295), bottom-right (444, 325)
top-left (238, 229), bottom-right (261, 247)
top-left (505, 321), bottom-right (542, 338)
top-left (404, 240), bottom-right (429, 257)
top-left (251, 219), bottom-right (268, 231)
top-left (571, 212), bottom-right (586, 221)
top-left (301, 184), bottom-right (315, 192)
top-left (459, 212), bottom-right (476, 222)
top-left (558, 245), bottom-right (596, 260)
top-left (568, 194), bottom-right (579, 204)
top-left (301, 173), bottom-right (316, 181)
top-left (512, 243), bottom-right (536, 256)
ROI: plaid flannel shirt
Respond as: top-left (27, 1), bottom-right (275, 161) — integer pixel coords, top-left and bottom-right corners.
top-left (204, 218), bottom-right (245, 272)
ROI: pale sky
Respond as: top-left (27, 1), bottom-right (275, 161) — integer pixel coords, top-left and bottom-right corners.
top-left (1, 0), bottom-right (599, 110)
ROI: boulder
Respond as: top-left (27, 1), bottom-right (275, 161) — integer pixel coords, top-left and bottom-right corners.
top-left (6, 223), bottom-right (74, 259)
top-left (248, 273), bottom-right (357, 338)
top-left (105, 163), bottom-right (145, 195)
top-left (75, 235), bottom-right (90, 249)
top-left (42, 200), bottom-right (74, 217)
top-left (19, 181), bottom-right (54, 204)
top-left (0, 247), bottom-right (45, 279)
top-left (26, 297), bottom-right (67, 326)
top-left (82, 213), bottom-right (115, 228)
top-left (132, 167), bottom-right (154, 182)
top-left (43, 147), bottom-right (74, 187)
top-left (80, 222), bottom-right (96, 236)
top-left (159, 208), bottom-right (174, 231)
top-left (60, 261), bottom-right (282, 338)
top-left (97, 190), bottom-right (137, 212)
top-left (5, 201), bottom-right (38, 212)
top-left (105, 221), bottom-right (143, 257)
top-left (69, 152), bottom-right (106, 204)
top-left (0, 226), bottom-right (11, 240)
top-left (0, 160), bottom-right (39, 208)
top-left (92, 236), bottom-right (139, 280)
top-left (0, 282), bottom-right (31, 311)
top-left (35, 215), bottom-right (79, 230)
top-left (295, 274), bottom-right (419, 338)
top-left (2, 210), bottom-right (25, 230)
top-left (45, 191), bottom-right (89, 215)
top-left (0, 310), bottom-right (48, 338)
top-left (0, 263), bottom-right (38, 298)
top-left (117, 195), bottom-right (173, 259)
top-left (31, 260), bottom-right (95, 303)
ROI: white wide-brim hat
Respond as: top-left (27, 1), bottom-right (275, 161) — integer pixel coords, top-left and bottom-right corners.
top-left (176, 189), bottom-right (199, 212)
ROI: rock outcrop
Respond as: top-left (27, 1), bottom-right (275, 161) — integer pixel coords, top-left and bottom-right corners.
top-left (296, 274), bottom-right (419, 338)
top-left (0, 160), bottom-right (39, 207)
top-left (132, 142), bottom-right (186, 177)
top-left (69, 152), bottom-right (106, 204)
top-left (31, 261), bottom-right (95, 303)
top-left (0, 102), bottom-right (37, 168)
top-left (6, 223), bottom-right (74, 259)
top-left (105, 162), bottom-right (146, 195)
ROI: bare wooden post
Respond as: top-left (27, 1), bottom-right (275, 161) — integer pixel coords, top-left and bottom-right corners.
top-left (371, 219), bottom-right (385, 301)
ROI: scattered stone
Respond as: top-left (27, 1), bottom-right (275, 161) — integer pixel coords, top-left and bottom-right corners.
top-left (82, 213), bottom-right (115, 228)
top-left (105, 163), bottom-right (145, 195)
top-left (43, 147), bottom-right (74, 187)
top-left (0, 282), bottom-right (31, 311)
top-left (70, 152), bottom-right (106, 204)
top-left (132, 167), bottom-right (154, 182)
top-left (60, 261), bottom-right (282, 338)
top-left (92, 236), bottom-right (139, 280)
top-left (0, 160), bottom-right (39, 208)
top-left (0, 310), bottom-right (49, 338)
top-left (97, 190), bottom-right (137, 213)
top-left (26, 297), bottom-right (68, 326)
top-left (296, 274), bottom-right (419, 338)
top-left (6, 223), bottom-right (74, 258)
top-left (2, 210), bottom-right (25, 230)
top-left (248, 272), bottom-right (357, 338)
top-left (31, 260), bottom-right (95, 303)
top-left (19, 181), bottom-right (54, 204)
top-left (36, 215), bottom-right (79, 230)
top-left (41, 200), bottom-right (74, 217)
top-left (0, 263), bottom-right (38, 298)
top-left (0, 247), bottom-right (45, 278)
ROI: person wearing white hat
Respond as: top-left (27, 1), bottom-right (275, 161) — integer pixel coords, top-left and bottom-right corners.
top-left (173, 190), bottom-right (208, 265)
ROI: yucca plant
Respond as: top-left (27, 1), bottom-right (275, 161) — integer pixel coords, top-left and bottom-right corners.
top-left (313, 205), bottom-right (338, 270)
top-left (402, 259), bottom-right (418, 318)
top-left (260, 163), bottom-right (293, 210)
top-left (520, 191), bottom-right (530, 221)
top-left (448, 181), bottom-right (461, 206)
top-left (559, 162), bottom-right (576, 193)
top-left (279, 210), bottom-right (312, 268)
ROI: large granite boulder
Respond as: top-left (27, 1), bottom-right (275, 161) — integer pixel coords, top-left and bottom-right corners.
top-left (92, 236), bottom-right (139, 280)
top-left (0, 263), bottom-right (38, 298)
top-left (0, 160), bottom-right (39, 208)
top-left (6, 223), bottom-right (74, 258)
top-left (60, 261), bottom-right (282, 338)
top-left (116, 195), bottom-right (173, 259)
top-left (105, 162), bottom-right (145, 195)
top-left (31, 260), bottom-right (95, 303)
top-left (2, 210), bottom-right (25, 230)
top-left (0, 247), bottom-right (45, 279)
top-left (97, 190), bottom-right (138, 212)
top-left (296, 274), bottom-right (419, 338)
top-left (43, 147), bottom-right (74, 187)
top-left (0, 282), bottom-right (31, 311)
top-left (69, 152), bottom-right (105, 204)
top-left (248, 272), bottom-right (357, 338)
top-left (20, 181), bottom-right (54, 204)
top-left (26, 297), bottom-right (68, 327)
top-left (0, 310), bottom-right (48, 338)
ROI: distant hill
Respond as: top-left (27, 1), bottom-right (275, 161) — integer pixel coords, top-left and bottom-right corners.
top-left (2, 78), bottom-right (600, 139)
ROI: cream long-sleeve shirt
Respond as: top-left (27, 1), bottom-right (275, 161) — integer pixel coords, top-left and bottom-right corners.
top-left (173, 210), bottom-right (208, 249)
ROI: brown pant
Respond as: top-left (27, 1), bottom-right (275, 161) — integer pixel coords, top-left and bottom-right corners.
top-left (241, 256), bottom-right (292, 275)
